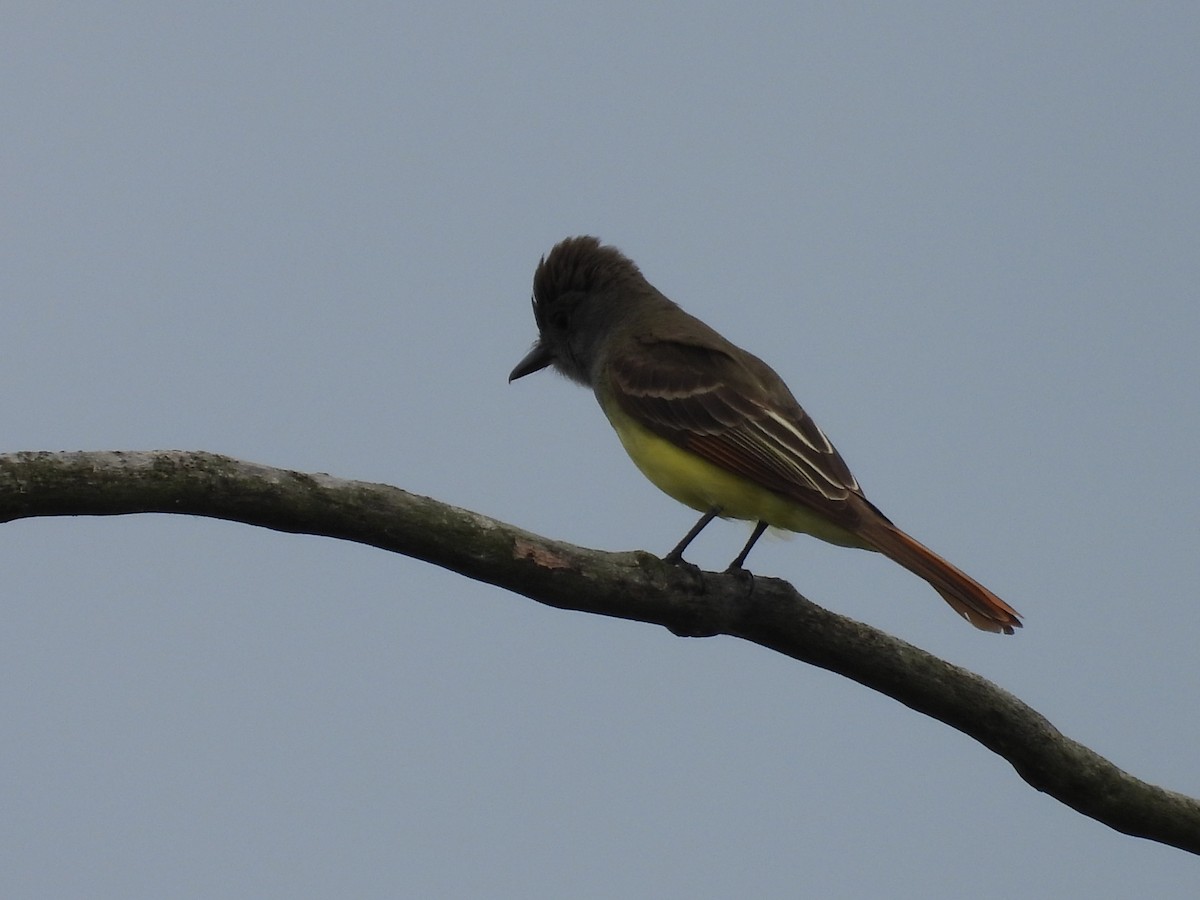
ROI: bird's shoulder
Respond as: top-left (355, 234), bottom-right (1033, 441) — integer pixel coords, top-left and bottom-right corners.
top-left (610, 310), bottom-right (783, 408)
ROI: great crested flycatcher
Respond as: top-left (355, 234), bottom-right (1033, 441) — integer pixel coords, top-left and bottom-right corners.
top-left (509, 236), bottom-right (1022, 634)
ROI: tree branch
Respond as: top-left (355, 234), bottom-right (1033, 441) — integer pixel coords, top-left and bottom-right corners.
top-left (2, 449), bottom-right (1197, 854)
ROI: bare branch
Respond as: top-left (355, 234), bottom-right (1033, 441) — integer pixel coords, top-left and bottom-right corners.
top-left (2, 449), bottom-right (1197, 854)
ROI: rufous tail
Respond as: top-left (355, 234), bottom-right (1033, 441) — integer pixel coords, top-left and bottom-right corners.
top-left (858, 519), bottom-right (1022, 634)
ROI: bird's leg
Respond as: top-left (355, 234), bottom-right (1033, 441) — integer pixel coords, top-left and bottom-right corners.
top-left (726, 520), bottom-right (768, 573)
top-left (664, 507), bottom-right (720, 565)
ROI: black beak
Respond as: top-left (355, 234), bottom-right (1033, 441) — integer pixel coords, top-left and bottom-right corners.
top-left (508, 342), bottom-right (555, 382)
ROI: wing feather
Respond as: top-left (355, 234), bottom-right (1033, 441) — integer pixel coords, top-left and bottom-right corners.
top-left (609, 337), bottom-right (862, 518)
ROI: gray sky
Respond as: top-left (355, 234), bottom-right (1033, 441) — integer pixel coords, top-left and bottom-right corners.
top-left (3, 4), bottom-right (1198, 897)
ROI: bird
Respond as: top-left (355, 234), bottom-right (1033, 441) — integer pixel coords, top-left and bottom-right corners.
top-left (509, 236), bottom-right (1021, 634)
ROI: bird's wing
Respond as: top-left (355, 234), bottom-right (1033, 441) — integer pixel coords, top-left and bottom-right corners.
top-left (608, 336), bottom-right (863, 511)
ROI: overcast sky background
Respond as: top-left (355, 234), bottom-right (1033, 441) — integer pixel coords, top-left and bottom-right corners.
top-left (3, 4), bottom-right (1198, 897)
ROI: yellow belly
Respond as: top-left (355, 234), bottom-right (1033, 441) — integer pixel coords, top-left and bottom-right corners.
top-left (600, 397), bottom-right (869, 550)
